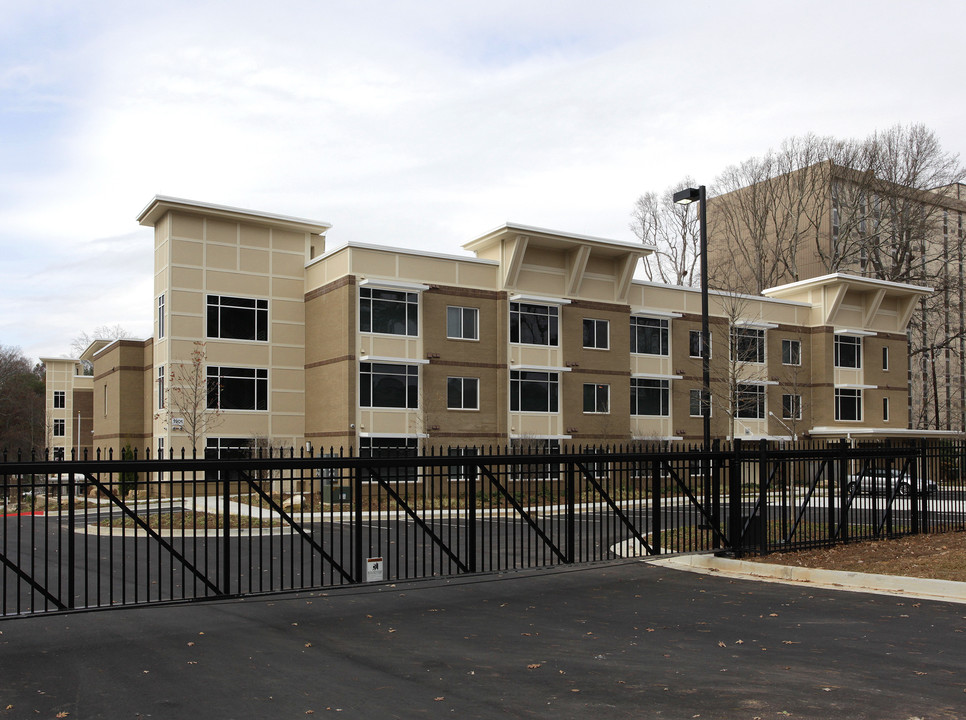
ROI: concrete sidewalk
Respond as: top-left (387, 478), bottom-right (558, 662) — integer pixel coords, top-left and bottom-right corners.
top-left (1, 560), bottom-right (964, 719)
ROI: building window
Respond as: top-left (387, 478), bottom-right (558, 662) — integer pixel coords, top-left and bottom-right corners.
top-left (835, 388), bottom-right (862, 421)
top-left (53, 391), bottom-right (65, 409)
top-left (882, 346), bottom-right (889, 371)
top-left (733, 328), bottom-right (765, 364)
top-left (360, 363), bottom-right (419, 409)
top-left (510, 370), bottom-right (559, 412)
top-left (53, 447), bottom-right (65, 461)
top-left (834, 335), bottom-right (862, 369)
top-left (583, 319), bottom-right (609, 350)
top-left (158, 294), bottom-right (165, 339)
top-left (360, 437), bottom-right (418, 482)
top-left (689, 389), bottom-right (711, 417)
top-left (207, 366), bottom-right (268, 410)
top-left (583, 383), bottom-right (610, 414)
top-left (207, 295), bottom-right (268, 341)
top-left (53, 419), bottom-right (66, 437)
top-left (781, 394), bottom-right (802, 420)
top-left (883, 396), bottom-right (890, 422)
top-left (157, 437), bottom-right (164, 459)
top-left (689, 330), bottom-right (710, 359)
top-left (157, 366), bottom-right (165, 409)
top-left (630, 378), bottom-right (669, 417)
top-left (630, 317), bottom-right (669, 356)
top-left (447, 377), bottom-right (479, 410)
top-left (735, 384), bottom-right (765, 419)
top-left (782, 339), bottom-right (801, 366)
top-left (360, 287), bottom-right (418, 336)
top-left (204, 438), bottom-right (253, 460)
top-left (446, 306), bottom-right (478, 340)
top-left (510, 303), bottom-right (558, 346)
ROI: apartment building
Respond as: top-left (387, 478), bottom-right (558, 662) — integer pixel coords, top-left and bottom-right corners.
top-left (707, 161), bottom-right (966, 433)
top-left (44, 196), bottom-right (936, 460)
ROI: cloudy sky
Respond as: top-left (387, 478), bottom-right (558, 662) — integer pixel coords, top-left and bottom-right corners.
top-left (2, 0), bottom-right (964, 362)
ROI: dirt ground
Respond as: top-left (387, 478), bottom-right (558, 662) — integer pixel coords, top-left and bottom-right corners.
top-left (752, 529), bottom-right (966, 583)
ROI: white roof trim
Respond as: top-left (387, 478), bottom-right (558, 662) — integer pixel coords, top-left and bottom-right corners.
top-left (359, 355), bottom-right (430, 365)
top-left (359, 432), bottom-right (429, 439)
top-left (835, 328), bottom-right (877, 337)
top-left (835, 383), bottom-right (878, 390)
top-left (309, 241), bottom-right (500, 268)
top-left (630, 373), bottom-right (683, 380)
top-left (510, 364), bottom-right (572, 373)
top-left (631, 309), bottom-right (683, 319)
top-left (734, 320), bottom-right (779, 330)
top-left (809, 427), bottom-right (960, 437)
top-left (509, 294), bottom-right (572, 306)
top-left (359, 278), bottom-right (430, 292)
top-left (509, 434), bottom-right (573, 441)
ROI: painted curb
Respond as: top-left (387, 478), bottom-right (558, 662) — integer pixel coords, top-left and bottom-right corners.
top-left (649, 553), bottom-right (966, 605)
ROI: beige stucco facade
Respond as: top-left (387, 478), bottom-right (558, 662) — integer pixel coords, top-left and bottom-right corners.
top-left (45, 197), bottom-right (938, 459)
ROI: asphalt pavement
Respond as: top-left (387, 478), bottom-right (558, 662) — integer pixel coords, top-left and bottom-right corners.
top-left (1, 559), bottom-right (964, 719)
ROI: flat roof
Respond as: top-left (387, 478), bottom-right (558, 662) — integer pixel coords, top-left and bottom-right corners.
top-left (137, 196), bottom-right (332, 234)
top-left (762, 272), bottom-right (932, 298)
top-left (463, 222), bottom-right (655, 257)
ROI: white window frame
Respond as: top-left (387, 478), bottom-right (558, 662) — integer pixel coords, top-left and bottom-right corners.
top-left (360, 362), bottom-right (420, 409)
top-left (53, 418), bottom-right (66, 437)
top-left (735, 384), bottom-right (766, 419)
top-left (510, 303), bottom-right (559, 347)
top-left (206, 366), bottom-right (269, 411)
top-left (53, 390), bottom-right (66, 409)
top-left (207, 295), bottom-right (269, 342)
top-left (582, 319), bottom-right (610, 350)
top-left (447, 376), bottom-right (479, 410)
top-left (510, 370), bottom-right (559, 413)
top-left (630, 316), bottom-right (669, 356)
top-left (781, 393), bottom-right (802, 420)
top-left (446, 306), bottom-right (479, 341)
top-left (781, 339), bottom-right (801, 366)
top-left (834, 388), bottom-right (862, 421)
top-left (630, 378), bottom-right (670, 417)
top-left (582, 383), bottom-right (610, 414)
top-left (834, 335), bottom-right (862, 369)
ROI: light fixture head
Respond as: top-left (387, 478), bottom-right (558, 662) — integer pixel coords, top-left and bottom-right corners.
top-left (673, 187), bottom-right (701, 205)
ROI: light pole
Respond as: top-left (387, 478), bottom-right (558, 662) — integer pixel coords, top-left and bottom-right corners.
top-left (673, 185), bottom-right (711, 451)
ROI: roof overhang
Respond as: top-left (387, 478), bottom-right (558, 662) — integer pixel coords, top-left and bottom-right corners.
top-left (463, 222), bottom-right (654, 258)
top-left (137, 196), bottom-right (332, 235)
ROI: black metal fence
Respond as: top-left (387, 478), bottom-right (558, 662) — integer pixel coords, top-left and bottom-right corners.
top-left (2, 439), bottom-right (964, 618)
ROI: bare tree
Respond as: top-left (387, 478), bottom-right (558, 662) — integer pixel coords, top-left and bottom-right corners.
top-left (156, 342), bottom-right (223, 455)
top-left (71, 325), bottom-right (132, 375)
top-left (630, 177), bottom-right (701, 286)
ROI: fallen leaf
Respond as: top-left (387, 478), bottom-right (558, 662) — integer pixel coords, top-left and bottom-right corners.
top-left (718, 641), bottom-right (726, 647)
top-left (56, 714), bottom-right (69, 718)
top-left (304, 643), bottom-right (313, 648)
top-left (735, 640), bottom-right (744, 645)
top-left (434, 697), bottom-right (445, 702)
top-left (527, 664), bottom-right (541, 670)
top-left (187, 642), bottom-right (195, 647)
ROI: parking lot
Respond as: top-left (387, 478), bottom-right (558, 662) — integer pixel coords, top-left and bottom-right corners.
top-left (2, 559), bottom-right (964, 719)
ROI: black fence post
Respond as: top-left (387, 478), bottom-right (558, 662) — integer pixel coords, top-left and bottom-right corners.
top-left (711, 439), bottom-right (722, 547)
top-left (912, 439), bottom-right (924, 535)
top-left (353, 463), bottom-right (363, 583)
top-left (758, 439), bottom-right (768, 555)
top-left (835, 438), bottom-right (847, 543)
top-left (67, 473), bottom-right (76, 609)
top-left (565, 461), bottom-right (575, 563)
top-left (468, 467), bottom-right (478, 573)
top-left (650, 457), bottom-right (661, 556)
top-left (728, 439), bottom-right (742, 555)
top-left (222, 473), bottom-right (231, 597)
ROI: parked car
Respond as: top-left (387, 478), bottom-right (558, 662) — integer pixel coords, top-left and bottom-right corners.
top-left (846, 468), bottom-right (938, 497)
